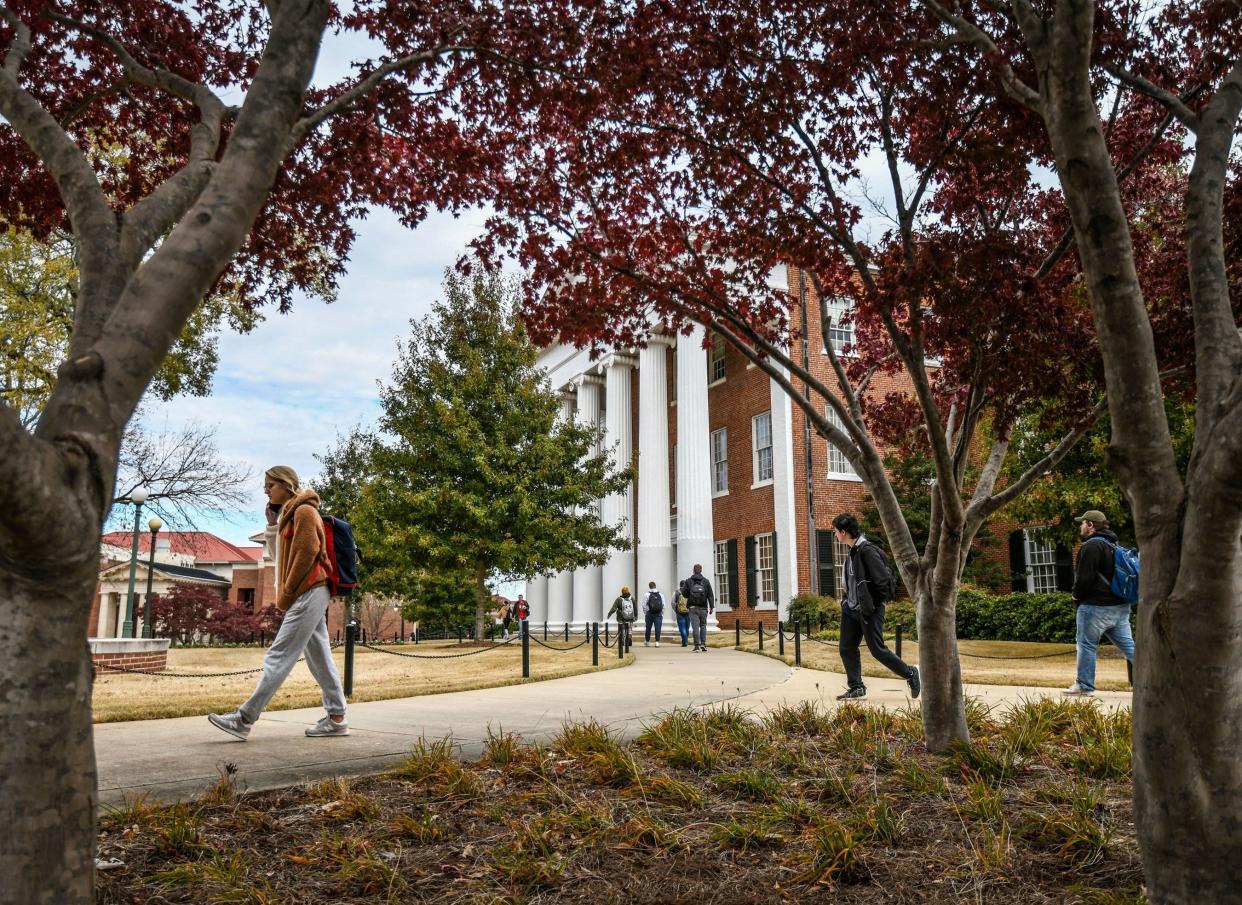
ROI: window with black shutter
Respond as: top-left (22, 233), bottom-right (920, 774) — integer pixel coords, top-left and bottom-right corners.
top-left (1009, 529), bottom-right (1028, 592)
top-left (1055, 543), bottom-right (1074, 592)
top-left (745, 535), bottom-right (758, 606)
top-left (727, 538), bottom-right (739, 609)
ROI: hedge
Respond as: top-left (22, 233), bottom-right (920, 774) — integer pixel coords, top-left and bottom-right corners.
top-left (785, 589), bottom-right (1099, 644)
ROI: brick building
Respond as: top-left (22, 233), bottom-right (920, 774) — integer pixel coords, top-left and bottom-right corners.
top-left (526, 265), bottom-right (1072, 630)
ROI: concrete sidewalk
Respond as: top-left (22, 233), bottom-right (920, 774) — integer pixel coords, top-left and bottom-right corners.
top-left (94, 645), bottom-right (1131, 806)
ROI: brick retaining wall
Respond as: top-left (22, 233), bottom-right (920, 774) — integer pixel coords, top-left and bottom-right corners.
top-left (89, 638), bottom-right (170, 673)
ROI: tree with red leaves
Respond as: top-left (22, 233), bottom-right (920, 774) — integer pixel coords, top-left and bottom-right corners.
top-left (465, 0), bottom-right (1190, 753)
top-left (919, 3), bottom-right (1242, 901)
top-left (0, 2), bottom-right (538, 899)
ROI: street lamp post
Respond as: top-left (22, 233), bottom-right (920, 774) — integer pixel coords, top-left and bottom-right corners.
top-left (141, 517), bottom-right (163, 639)
top-left (121, 488), bottom-right (149, 638)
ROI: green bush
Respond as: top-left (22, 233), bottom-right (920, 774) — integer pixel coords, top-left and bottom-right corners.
top-left (787, 594), bottom-right (838, 628)
top-left (955, 589), bottom-right (1078, 643)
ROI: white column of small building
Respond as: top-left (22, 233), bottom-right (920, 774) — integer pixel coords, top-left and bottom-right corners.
top-left (769, 365), bottom-right (800, 618)
top-left (636, 336), bottom-right (676, 606)
top-left (544, 392), bottom-right (576, 628)
top-left (675, 327), bottom-right (719, 631)
top-left (600, 354), bottom-right (636, 621)
top-left (571, 374), bottom-right (605, 627)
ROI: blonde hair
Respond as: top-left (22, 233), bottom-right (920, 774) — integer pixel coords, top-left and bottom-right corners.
top-left (265, 465), bottom-right (300, 493)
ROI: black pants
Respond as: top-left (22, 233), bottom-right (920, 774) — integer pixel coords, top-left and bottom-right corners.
top-left (839, 603), bottom-right (911, 689)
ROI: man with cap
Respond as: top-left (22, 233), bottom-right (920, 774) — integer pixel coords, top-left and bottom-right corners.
top-left (207, 466), bottom-right (349, 739)
top-left (1064, 508), bottom-right (1136, 697)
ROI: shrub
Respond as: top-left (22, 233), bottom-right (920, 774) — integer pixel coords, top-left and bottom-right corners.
top-left (787, 594), bottom-right (837, 627)
top-left (955, 589), bottom-right (1078, 643)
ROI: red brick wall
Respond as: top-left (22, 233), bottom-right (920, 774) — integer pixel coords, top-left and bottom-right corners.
top-left (93, 650), bottom-right (168, 673)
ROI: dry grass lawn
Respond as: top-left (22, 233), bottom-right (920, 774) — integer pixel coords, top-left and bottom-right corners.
top-left (710, 632), bottom-right (1133, 690)
top-left (93, 638), bottom-right (630, 723)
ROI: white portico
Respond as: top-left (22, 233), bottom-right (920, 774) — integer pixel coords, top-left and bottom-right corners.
top-left (528, 311), bottom-right (803, 631)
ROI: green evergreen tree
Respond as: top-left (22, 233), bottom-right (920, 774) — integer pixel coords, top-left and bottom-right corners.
top-left (353, 266), bottom-right (632, 639)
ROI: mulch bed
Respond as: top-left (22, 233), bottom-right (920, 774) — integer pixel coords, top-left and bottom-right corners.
top-left (96, 699), bottom-right (1145, 904)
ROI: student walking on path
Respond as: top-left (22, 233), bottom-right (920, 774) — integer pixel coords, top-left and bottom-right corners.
top-left (1063, 509), bottom-right (1136, 697)
top-left (208, 466), bottom-right (348, 740)
top-left (681, 565), bottom-right (715, 652)
top-left (642, 581), bottom-right (665, 646)
top-left (832, 513), bottom-right (920, 701)
top-left (607, 586), bottom-right (638, 651)
top-left (672, 586), bottom-right (691, 647)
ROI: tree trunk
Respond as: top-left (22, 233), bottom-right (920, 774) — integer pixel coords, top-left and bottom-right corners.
top-left (474, 572), bottom-right (489, 642)
top-left (915, 580), bottom-right (969, 751)
top-left (1132, 514), bottom-right (1242, 903)
top-left (0, 562), bottom-right (100, 905)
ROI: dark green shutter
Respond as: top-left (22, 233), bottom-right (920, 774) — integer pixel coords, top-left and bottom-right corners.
top-left (817, 530), bottom-right (836, 597)
top-left (1008, 530), bottom-right (1027, 592)
top-left (745, 536), bottom-right (758, 607)
top-left (1054, 543), bottom-right (1074, 592)
top-left (726, 538), bottom-right (739, 609)
top-left (771, 531), bottom-right (779, 608)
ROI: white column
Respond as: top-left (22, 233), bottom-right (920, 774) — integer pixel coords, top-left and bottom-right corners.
top-left (600, 355), bottom-right (636, 621)
top-left (526, 576), bottom-right (548, 625)
top-left (545, 392), bottom-right (575, 628)
top-left (96, 591), bottom-right (111, 637)
top-left (676, 327), bottom-right (719, 631)
top-left (770, 370), bottom-right (800, 617)
top-left (572, 375), bottom-right (605, 626)
top-left (637, 337), bottom-right (675, 602)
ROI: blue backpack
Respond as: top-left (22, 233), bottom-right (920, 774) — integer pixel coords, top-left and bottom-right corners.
top-left (321, 515), bottom-right (360, 597)
top-left (1101, 540), bottom-right (1140, 604)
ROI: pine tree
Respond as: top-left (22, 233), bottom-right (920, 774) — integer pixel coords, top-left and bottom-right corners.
top-left (356, 266), bottom-right (632, 639)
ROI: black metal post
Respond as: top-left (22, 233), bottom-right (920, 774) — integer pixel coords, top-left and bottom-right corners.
top-left (778, 620), bottom-right (785, 656)
top-left (758, 621), bottom-right (764, 651)
top-left (521, 620), bottom-right (530, 678)
top-left (605, 622), bottom-right (610, 647)
top-left (1127, 659), bottom-right (1133, 686)
top-left (618, 623), bottom-right (624, 659)
top-left (564, 622), bottom-right (569, 642)
top-left (895, 623), bottom-right (903, 659)
top-left (141, 521), bottom-right (160, 638)
top-left (344, 619), bottom-right (357, 697)
top-left (794, 620), bottom-right (802, 667)
top-left (735, 618), bottom-right (741, 647)
top-left (592, 622), bottom-right (599, 665)
top-left (543, 621), bottom-right (548, 641)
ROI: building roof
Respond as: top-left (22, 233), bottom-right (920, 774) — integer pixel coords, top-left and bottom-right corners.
top-left (98, 560), bottom-right (232, 586)
top-left (99, 530), bottom-right (257, 564)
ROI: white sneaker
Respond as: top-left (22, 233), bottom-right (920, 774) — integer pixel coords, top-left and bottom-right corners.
top-left (306, 715), bottom-right (350, 737)
top-left (644, 641), bottom-right (650, 647)
top-left (208, 711), bottom-right (251, 740)
top-left (655, 641), bottom-right (660, 647)
top-left (1062, 682), bottom-right (1094, 697)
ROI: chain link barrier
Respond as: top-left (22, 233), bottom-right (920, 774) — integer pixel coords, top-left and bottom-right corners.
top-left (531, 636), bottom-right (590, 652)
top-left (358, 638), bottom-right (515, 660)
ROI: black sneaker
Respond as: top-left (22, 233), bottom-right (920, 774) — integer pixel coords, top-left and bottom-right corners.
top-left (907, 666), bottom-right (921, 700)
top-left (836, 686), bottom-right (866, 700)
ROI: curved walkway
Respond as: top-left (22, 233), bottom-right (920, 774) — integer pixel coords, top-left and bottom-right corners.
top-left (93, 646), bottom-right (1131, 805)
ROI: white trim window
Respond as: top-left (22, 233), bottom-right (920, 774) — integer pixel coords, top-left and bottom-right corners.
top-left (756, 533), bottom-right (776, 605)
top-left (714, 540), bottom-right (732, 609)
top-left (709, 334), bottom-right (727, 383)
top-left (835, 536), bottom-right (851, 599)
top-left (823, 295), bottom-right (854, 355)
top-left (711, 428), bottom-right (729, 496)
top-left (1024, 529), bottom-right (1058, 593)
top-left (825, 407), bottom-right (860, 480)
top-left (752, 412), bottom-right (774, 485)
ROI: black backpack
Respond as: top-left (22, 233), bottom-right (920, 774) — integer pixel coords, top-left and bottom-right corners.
top-left (647, 590), bottom-right (664, 614)
top-left (686, 577), bottom-right (708, 606)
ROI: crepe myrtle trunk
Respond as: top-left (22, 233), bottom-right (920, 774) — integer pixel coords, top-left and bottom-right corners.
top-left (1132, 513), bottom-right (1242, 903)
top-left (0, 520), bottom-right (104, 905)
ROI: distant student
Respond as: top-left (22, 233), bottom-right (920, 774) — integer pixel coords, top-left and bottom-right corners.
top-left (208, 466), bottom-right (348, 740)
top-left (642, 581), bottom-right (665, 647)
top-left (514, 594), bottom-right (530, 623)
top-left (672, 585), bottom-right (691, 647)
top-left (1063, 509), bottom-right (1136, 697)
top-left (497, 600), bottom-right (514, 640)
top-left (607, 585), bottom-right (638, 651)
top-left (680, 564), bottom-right (715, 652)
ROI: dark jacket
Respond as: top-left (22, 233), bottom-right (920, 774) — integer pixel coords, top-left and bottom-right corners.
top-left (1073, 530), bottom-right (1125, 606)
top-left (607, 594), bottom-right (637, 622)
top-left (680, 573), bottom-right (715, 610)
top-left (844, 537), bottom-right (894, 616)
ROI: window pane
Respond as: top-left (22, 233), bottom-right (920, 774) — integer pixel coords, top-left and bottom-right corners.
top-left (710, 335), bottom-right (726, 382)
top-left (823, 296), bottom-right (854, 354)
top-left (753, 413), bottom-right (773, 483)
top-left (825, 407), bottom-right (857, 477)
top-left (715, 541), bottom-right (731, 608)
top-left (1024, 529), bottom-right (1058, 594)
top-left (711, 428), bottom-right (728, 494)
top-left (757, 533), bottom-right (775, 604)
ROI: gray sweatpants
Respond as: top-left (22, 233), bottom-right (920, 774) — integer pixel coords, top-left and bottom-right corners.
top-left (239, 584), bottom-right (345, 723)
top-left (689, 606), bottom-right (709, 648)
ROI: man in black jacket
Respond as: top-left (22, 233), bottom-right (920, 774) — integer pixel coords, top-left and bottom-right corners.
top-left (1064, 509), bottom-right (1136, 696)
top-left (832, 513), bottom-right (920, 700)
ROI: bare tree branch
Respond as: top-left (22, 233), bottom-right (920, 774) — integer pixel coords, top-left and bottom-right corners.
top-left (920, 0), bottom-right (1044, 112)
top-left (1102, 61), bottom-right (1199, 131)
